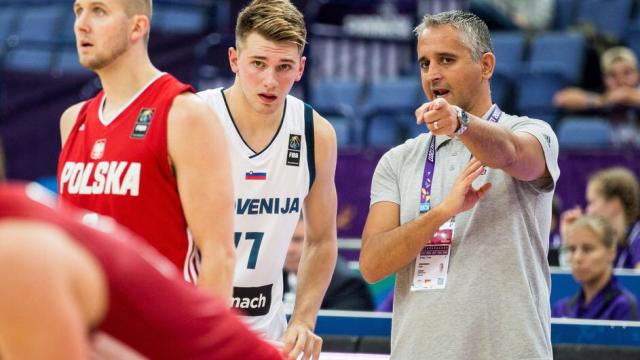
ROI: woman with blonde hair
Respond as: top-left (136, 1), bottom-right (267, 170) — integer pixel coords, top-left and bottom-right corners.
top-left (553, 215), bottom-right (638, 320)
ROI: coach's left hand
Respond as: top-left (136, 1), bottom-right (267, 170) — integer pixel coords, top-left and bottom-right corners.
top-left (282, 320), bottom-right (322, 360)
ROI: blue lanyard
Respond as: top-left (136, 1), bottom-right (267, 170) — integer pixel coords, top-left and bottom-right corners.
top-left (419, 105), bottom-right (502, 214)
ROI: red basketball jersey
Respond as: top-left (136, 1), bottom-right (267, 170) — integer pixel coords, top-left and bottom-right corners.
top-left (58, 73), bottom-right (198, 281)
top-left (0, 182), bottom-right (283, 360)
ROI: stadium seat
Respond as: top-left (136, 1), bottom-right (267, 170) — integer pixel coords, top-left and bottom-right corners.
top-left (361, 77), bottom-right (422, 146)
top-left (491, 31), bottom-right (526, 113)
top-left (0, 5), bottom-right (17, 45)
top-left (59, 11), bottom-right (76, 43)
top-left (361, 77), bottom-right (422, 115)
top-left (54, 48), bottom-right (91, 75)
top-left (576, 0), bottom-right (633, 40)
top-left (491, 31), bottom-right (526, 80)
top-left (12, 5), bottom-right (66, 44)
top-left (527, 32), bottom-right (586, 85)
top-left (556, 116), bottom-right (611, 149)
top-left (4, 47), bottom-right (54, 72)
top-left (192, 33), bottom-right (236, 91)
top-left (326, 116), bottom-right (355, 147)
top-left (491, 74), bottom-right (515, 113)
top-left (516, 72), bottom-right (566, 127)
top-left (367, 115), bottom-right (404, 148)
top-left (517, 32), bottom-right (587, 126)
top-left (624, 23), bottom-right (640, 60)
top-left (153, 4), bottom-right (208, 34)
top-left (311, 79), bottom-right (363, 118)
top-left (552, 0), bottom-right (578, 30)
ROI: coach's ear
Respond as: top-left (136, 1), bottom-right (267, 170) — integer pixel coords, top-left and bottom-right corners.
top-left (480, 52), bottom-right (495, 80)
top-left (229, 47), bottom-right (239, 74)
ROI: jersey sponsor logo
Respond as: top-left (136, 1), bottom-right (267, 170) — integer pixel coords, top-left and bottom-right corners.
top-left (236, 197), bottom-right (300, 215)
top-left (90, 139), bottom-right (107, 160)
top-left (130, 108), bottom-right (155, 139)
top-left (245, 171), bottom-right (267, 181)
top-left (286, 134), bottom-right (301, 166)
top-left (231, 284), bottom-right (272, 316)
top-left (59, 161), bottom-right (141, 196)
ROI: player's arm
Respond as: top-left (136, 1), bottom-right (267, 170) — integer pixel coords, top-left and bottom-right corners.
top-left (0, 221), bottom-right (107, 359)
top-left (59, 102), bottom-right (85, 147)
top-left (168, 93), bottom-right (235, 299)
top-left (282, 112), bottom-right (337, 360)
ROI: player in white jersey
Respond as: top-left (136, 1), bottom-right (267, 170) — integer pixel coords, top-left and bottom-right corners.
top-left (198, 1), bottom-right (337, 359)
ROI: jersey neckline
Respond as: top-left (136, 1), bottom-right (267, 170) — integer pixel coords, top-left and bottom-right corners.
top-left (98, 72), bottom-right (167, 127)
top-left (220, 88), bottom-right (286, 159)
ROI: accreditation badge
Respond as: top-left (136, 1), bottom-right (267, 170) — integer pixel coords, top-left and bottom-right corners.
top-left (411, 218), bottom-right (454, 291)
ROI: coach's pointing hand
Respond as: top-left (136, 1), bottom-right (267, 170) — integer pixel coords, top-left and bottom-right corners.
top-left (416, 98), bottom-right (458, 136)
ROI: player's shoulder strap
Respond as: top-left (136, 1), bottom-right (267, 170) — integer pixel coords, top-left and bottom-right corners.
top-left (69, 99), bottom-right (93, 131)
top-left (304, 103), bottom-right (315, 190)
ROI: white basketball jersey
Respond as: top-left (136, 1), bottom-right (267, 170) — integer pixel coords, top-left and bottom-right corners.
top-left (198, 88), bottom-right (314, 339)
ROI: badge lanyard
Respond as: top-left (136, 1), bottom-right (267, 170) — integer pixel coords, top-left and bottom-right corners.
top-left (411, 105), bottom-right (501, 291)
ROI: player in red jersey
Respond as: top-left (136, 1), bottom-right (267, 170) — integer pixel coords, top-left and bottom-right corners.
top-left (57, 0), bottom-right (235, 299)
top-left (0, 182), bottom-right (283, 360)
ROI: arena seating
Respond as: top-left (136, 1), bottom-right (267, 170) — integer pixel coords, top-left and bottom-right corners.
top-left (557, 116), bottom-right (612, 149)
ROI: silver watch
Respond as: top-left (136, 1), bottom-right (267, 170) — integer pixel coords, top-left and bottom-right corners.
top-left (454, 106), bottom-right (469, 137)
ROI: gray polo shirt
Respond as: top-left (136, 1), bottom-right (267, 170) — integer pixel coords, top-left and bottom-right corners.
top-left (370, 107), bottom-right (559, 360)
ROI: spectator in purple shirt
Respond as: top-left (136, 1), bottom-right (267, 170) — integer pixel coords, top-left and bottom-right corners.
top-left (561, 167), bottom-right (640, 269)
top-left (553, 215), bottom-right (639, 321)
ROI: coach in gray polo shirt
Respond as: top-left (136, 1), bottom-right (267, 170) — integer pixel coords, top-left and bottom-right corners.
top-left (360, 11), bottom-right (559, 360)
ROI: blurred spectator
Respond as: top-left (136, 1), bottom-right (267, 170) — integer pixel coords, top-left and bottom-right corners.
top-left (554, 46), bottom-right (640, 147)
top-left (284, 218), bottom-right (374, 311)
top-left (560, 167), bottom-right (640, 269)
top-left (552, 215), bottom-right (639, 321)
top-left (548, 196), bottom-right (563, 266)
top-left (470, 0), bottom-right (554, 31)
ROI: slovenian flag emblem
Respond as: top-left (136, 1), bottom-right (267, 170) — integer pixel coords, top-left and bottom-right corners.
top-left (245, 171), bottom-right (267, 180)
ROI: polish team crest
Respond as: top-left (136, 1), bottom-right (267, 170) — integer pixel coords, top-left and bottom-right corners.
top-left (90, 139), bottom-right (107, 160)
